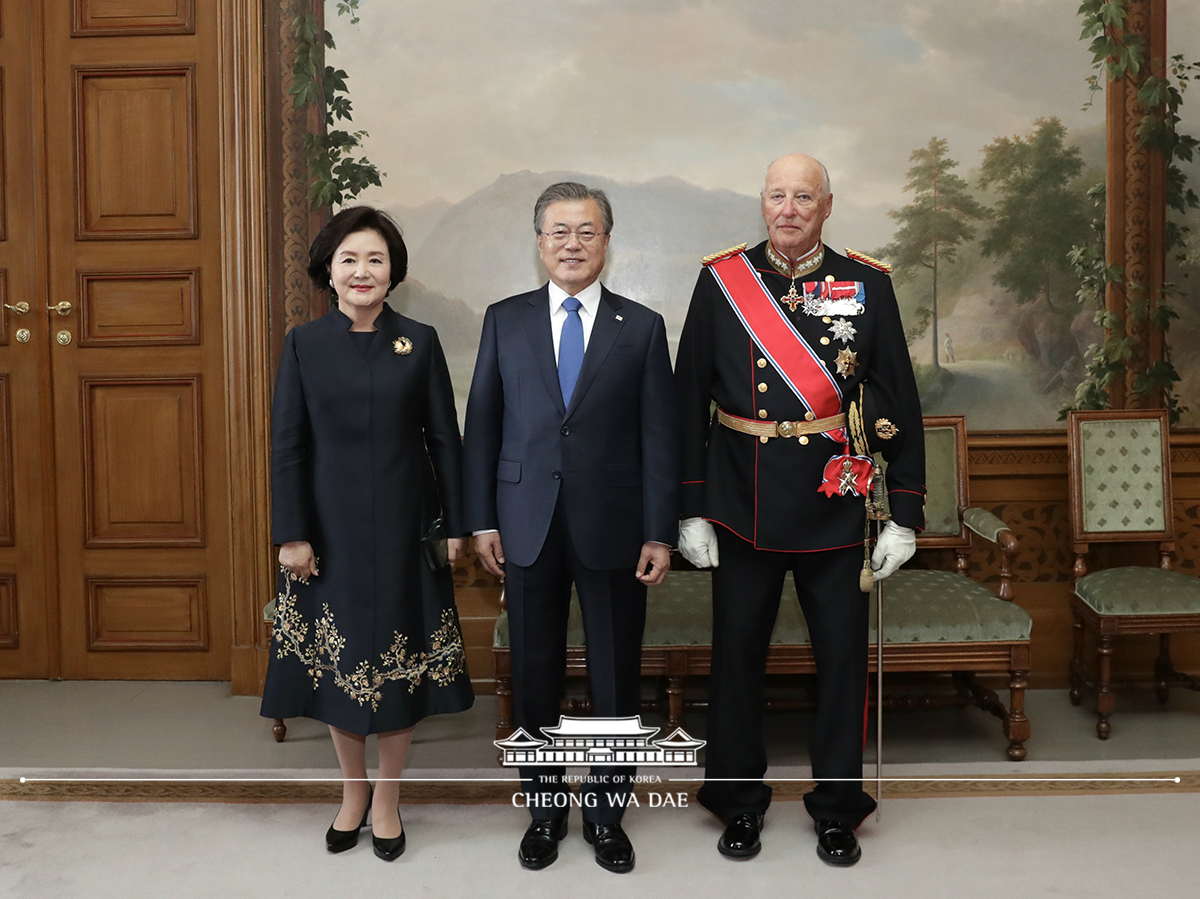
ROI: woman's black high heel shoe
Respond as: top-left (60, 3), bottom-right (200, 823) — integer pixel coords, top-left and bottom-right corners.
top-left (326, 786), bottom-right (373, 853)
top-left (372, 808), bottom-right (405, 861)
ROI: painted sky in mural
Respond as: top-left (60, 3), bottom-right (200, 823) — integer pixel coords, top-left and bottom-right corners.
top-left (328, 0), bottom-right (1200, 429)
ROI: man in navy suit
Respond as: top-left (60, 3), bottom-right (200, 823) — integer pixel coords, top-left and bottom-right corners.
top-left (464, 182), bottom-right (679, 874)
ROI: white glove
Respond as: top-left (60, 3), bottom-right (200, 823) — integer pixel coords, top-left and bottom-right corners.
top-left (678, 517), bottom-right (720, 568)
top-left (871, 521), bottom-right (916, 580)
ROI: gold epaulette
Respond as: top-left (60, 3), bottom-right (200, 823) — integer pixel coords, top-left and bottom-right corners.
top-left (701, 243), bottom-right (748, 266)
top-left (845, 248), bottom-right (893, 273)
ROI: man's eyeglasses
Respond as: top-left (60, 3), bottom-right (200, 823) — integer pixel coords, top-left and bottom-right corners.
top-left (542, 228), bottom-right (606, 246)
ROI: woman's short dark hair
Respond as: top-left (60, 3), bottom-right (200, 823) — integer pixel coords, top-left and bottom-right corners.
top-left (307, 205), bottom-right (408, 292)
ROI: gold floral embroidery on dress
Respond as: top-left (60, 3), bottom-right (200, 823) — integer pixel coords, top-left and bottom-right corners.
top-left (271, 567), bottom-right (467, 711)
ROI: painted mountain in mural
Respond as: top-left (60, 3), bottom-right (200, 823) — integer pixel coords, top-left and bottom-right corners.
top-left (405, 170), bottom-right (766, 329)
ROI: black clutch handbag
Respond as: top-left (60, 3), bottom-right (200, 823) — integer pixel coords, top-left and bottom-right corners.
top-left (421, 517), bottom-right (449, 571)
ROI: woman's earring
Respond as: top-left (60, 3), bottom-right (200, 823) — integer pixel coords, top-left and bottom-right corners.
top-left (329, 278), bottom-right (334, 288)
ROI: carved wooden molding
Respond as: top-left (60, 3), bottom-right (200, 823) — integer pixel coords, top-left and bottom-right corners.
top-left (1106, 0), bottom-right (1167, 408)
top-left (219, 0), bottom-right (275, 693)
top-left (277, 0), bottom-right (325, 335)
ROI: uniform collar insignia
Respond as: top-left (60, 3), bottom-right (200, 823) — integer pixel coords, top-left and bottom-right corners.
top-left (766, 241), bottom-right (824, 280)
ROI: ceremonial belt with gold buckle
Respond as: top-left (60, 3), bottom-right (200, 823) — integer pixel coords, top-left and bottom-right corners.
top-left (717, 407), bottom-right (847, 440)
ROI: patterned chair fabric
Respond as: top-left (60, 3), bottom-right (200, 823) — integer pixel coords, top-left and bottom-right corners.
top-left (1077, 418), bottom-right (1166, 533)
top-left (1075, 568), bottom-right (1200, 616)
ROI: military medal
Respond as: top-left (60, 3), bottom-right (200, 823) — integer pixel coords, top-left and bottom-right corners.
top-left (835, 348), bottom-right (858, 378)
top-left (838, 457), bottom-right (858, 495)
top-left (393, 337), bottom-right (413, 355)
top-left (829, 318), bottom-right (856, 343)
top-left (766, 241), bottom-right (824, 314)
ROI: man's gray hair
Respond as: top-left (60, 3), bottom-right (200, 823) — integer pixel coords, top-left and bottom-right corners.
top-left (534, 182), bottom-right (614, 235)
top-left (760, 157), bottom-right (832, 197)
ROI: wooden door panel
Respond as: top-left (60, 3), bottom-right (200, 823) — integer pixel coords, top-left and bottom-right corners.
top-left (0, 375), bottom-right (14, 545)
top-left (0, 0), bottom-right (56, 678)
top-left (75, 65), bottom-right (197, 239)
top-left (86, 576), bottom-right (207, 651)
top-left (73, 0), bottom-right (195, 37)
top-left (79, 270), bottom-right (200, 345)
top-left (83, 377), bottom-right (204, 545)
top-left (0, 575), bottom-right (16, 649)
top-left (0, 68), bottom-right (7, 241)
top-left (45, 0), bottom-right (230, 680)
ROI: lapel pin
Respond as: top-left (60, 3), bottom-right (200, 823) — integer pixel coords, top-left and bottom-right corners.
top-left (615, 314), bottom-right (624, 322)
top-left (393, 337), bottom-right (413, 355)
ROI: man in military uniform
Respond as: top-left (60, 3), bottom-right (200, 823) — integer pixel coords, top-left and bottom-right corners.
top-left (675, 153), bottom-right (925, 867)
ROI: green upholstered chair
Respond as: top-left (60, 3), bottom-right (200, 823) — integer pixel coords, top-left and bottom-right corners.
top-left (876, 415), bottom-right (1032, 760)
top-left (1066, 409), bottom-right (1200, 739)
top-left (492, 415), bottom-right (1033, 759)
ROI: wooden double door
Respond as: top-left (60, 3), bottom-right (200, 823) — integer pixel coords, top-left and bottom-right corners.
top-left (0, 1), bottom-right (235, 680)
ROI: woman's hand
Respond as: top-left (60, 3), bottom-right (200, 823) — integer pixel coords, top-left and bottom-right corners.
top-left (279, 541), bottom-right (318, 580)
top-left (447, 537), bottom-right (467, 565)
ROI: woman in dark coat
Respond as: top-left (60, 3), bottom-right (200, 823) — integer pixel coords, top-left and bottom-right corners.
top-left (261, 206), bottom-right (473, 861)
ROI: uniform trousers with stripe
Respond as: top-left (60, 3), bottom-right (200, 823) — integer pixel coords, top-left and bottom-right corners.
top-left (505, 492), bottom-right (648, 825)
top-left (697, 527), bottom-right (877, 827)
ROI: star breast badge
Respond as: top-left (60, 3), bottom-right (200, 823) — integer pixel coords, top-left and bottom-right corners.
top-left (835, 348), bottom-right (858, 378)
top-left (393, 337), bottom-right (413, 355)
top-left (829, 318), bottom-right (856, 343)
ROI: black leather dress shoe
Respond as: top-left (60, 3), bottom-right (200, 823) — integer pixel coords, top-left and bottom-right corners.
top-left (583, 821), bottom-right (635, 873)
top-left (814, 820), bottom-right (861, 867)
top-left (518, 818), bottom-right (568, 870)
top-left (325, 788), bottom-right (373, 854)
top-left (717, 812), bottom-right (764, 859)
top-left (372, 808), bottom-right (405, 862)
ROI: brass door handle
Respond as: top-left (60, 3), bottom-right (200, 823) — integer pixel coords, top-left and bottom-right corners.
top-left (4, 302), bottom-right (30, 314)
top-left (48, 301), bottom-right (73, 315)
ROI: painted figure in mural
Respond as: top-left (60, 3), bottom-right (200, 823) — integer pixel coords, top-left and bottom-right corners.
top-left (944, 332), bottom-right (956, 364)
top-left (261, 206), bottom-right (474, 861)
top-left (675, 154), bottom-right (926, 866)
top-left (463, 182), bottom-right (679, 873)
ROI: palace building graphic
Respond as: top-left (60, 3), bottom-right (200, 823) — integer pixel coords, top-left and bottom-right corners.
top-left (494, 716), bottom-right (706, 766)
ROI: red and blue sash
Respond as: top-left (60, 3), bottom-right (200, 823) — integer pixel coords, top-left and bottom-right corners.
top-left (708, 252), bottom-right (847, 444)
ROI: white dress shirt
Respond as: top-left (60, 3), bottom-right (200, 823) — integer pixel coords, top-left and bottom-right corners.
top-left (548, 279), bottom-right (603, 362)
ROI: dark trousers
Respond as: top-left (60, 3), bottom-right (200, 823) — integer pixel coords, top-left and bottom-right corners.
top-left (505, 493), bottom-right (648, 825)
top-left (697, 528), bottom-right (877, 827)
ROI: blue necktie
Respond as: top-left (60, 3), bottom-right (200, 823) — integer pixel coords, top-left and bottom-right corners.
top-left (558, 297), bottom-right (584, 406)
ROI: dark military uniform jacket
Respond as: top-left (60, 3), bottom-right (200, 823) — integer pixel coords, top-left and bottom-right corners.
top-left (675, 241), bottom-right (925, 552)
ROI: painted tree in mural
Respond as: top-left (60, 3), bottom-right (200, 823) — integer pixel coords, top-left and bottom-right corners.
top-left (977, 118), bottom-right (1089, 314)
top-left (880, 137), bottom-right (987, 371)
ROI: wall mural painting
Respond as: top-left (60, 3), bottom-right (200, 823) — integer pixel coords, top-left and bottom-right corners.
top-left (282, 0), bottom-right (1200, 431)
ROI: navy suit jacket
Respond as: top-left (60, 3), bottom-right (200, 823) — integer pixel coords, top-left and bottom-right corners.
top-left (463, 283), bottom-right (679, 570)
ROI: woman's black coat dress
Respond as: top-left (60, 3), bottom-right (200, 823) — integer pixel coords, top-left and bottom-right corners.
top-left (260, 304), bottom-right (474, 734)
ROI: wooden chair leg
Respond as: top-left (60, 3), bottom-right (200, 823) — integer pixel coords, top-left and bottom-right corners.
top-left (1155, 633), bottom-right (1172, 704)
top-left (666, 675), bottom-right (685, 730)
top-left (495, 672), bottom-right (514, 740)
top-left (1068, 610), bottom-right (1084, 707)
top-left (272, 718), bottom-right (287, 743)
top-left (1004, 669), bottom-right (1030, 761)
top-left (1096, 634), bottom-right (1115, 740)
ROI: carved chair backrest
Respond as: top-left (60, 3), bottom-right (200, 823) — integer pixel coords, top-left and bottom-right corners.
top-left (1066, 409), bottom-right (1174, 576)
